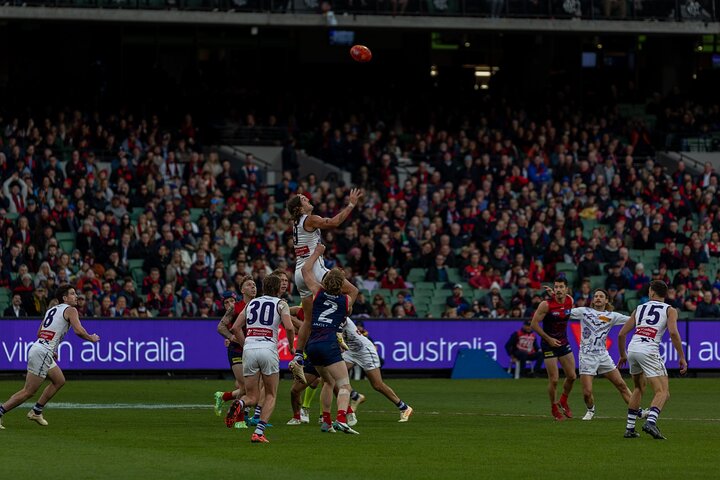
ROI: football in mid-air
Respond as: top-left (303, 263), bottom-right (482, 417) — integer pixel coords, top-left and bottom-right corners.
top-left (350, 45), bottom-right (372, 63)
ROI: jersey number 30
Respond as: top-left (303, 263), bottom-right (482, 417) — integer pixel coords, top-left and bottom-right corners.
top-left (247, 301), bottom-right (274, 326)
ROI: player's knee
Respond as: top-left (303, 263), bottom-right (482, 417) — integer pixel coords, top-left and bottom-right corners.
top-left (548, 376), bottom-right (559, 385)
top-left (566, 371), bottom-right (577, 381)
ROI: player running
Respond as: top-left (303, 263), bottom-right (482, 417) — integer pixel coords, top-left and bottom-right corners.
top-left (293, 244), bottom-right (359, 434)
top-left (570, 289), bottom-right (645, 420)
top-left (225, 275), bottom-right (295, 443)
top-left (341, 317), bottom-right (413, 425)
top-left (0, 285), bottom-right (100, 430)
top-left (618, 280), bottom-right (687, 440)
top-left (214, 277), bottom-right (256, 426)
top-left (287, 188), bottom-right (362, 340)
top-left (531, 276), bottom-right (576, 421)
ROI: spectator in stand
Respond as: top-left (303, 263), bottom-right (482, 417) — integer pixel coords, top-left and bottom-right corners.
top-left (371, 294), bottom-right (390, 318)
top-left (577, 248), bottom-right (601, 284)
top-left (673, 264), bottom-right (695, 290)
top-left (628, 263), bottom-right (650, 292)
top-left (425, 254), bottom-right (449, 284)
top-left (573, 279), bottom-right (593, 307)
top-left (352, 291), bottom-right (371, 317)
top-left (380, 267), bottom-right (407, 291)
top-left (695, 291), bottom-right (720, 318)
top-left (446, 283), bottom-right (470, 311)
top-left (4, 294), bottom-right (27, 317)
top-left (505, 320), bottom-right (543, 376)
top-left (660, 242), bottom-right (682, 270)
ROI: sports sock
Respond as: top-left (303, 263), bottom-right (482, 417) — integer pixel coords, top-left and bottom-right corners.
top-left (626, 408), bottom-right (640, 430)
top-left (222, 392), bottom-right (234, 402)
top-left (560, 393), bottom-right (569, 406)
top-left (347, 405), bottom-right (354, 414)
top-left (322, 411), bottom-right (332, 425)
top-left (350, 390), bottom-right (360, 401)
top-left (253, 406), bottom-right (262, 420)
top-left (337, 409), bottom-right (347, 424)
top-left (293, 411), bottom-right (301, 420)
top-left (0, 405), bottom-right (6, 417)
top-left (646, 406), bottom-right (661, 426)
top-left (587, 405), bottom-right (595, 412)
top-left (32, 403), bottom-right (44, 415)
top-left (302, 387), bottom-right (317, 409)
top-left (254, 421), bottom-right (267, 437)
top-left (244, 407), bottom-right (250, 418)
top-left (396, 400), bottom-right (408, 411)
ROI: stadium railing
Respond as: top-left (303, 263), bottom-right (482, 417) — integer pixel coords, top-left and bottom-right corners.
top-left (6, 0), bottom-right (720, 22)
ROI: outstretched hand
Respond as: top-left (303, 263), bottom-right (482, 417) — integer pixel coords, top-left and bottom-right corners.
top-left (349, 188), bottom-right (363, 206)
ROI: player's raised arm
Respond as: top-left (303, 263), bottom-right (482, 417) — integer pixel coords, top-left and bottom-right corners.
top-left (531, 301), bottom-right (560, 347)
top-left (301, 244), bottom-right (326, 296)
top-left (666, 306), bottom-right (688, 375)
top-left (67, 307), bottom-right (100, 343)
top-left (304, 188), bottom-right (362, 229)
top-left (617, 310), bottom-right (636, 368)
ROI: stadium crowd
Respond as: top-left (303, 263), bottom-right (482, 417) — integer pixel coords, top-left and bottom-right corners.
top-left (1, 97), bottom-right (720, 320)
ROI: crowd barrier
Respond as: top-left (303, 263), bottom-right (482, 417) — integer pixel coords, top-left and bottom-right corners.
top-left (0, 318), bottom-right (717, 371)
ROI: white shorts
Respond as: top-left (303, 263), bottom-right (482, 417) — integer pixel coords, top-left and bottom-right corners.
top-left (342, 346), bottom-right (381, 372)
top-left (27, 343), bottom-right (57, 379)
top-left (294, 258), bottom-right (330, 298)
top-left (242, 348), bottom-right (279, 377)
top-left (628, 349), bottom-right (667, 378)
top-left (579, 352), bottom-right (617, 376)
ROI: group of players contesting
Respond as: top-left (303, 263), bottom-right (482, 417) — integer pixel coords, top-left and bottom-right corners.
top-left (0, 189), bottom-right (687, 442)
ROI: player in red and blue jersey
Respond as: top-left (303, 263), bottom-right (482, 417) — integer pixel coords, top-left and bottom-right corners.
top-left (293, 244), bottom-right (359, 434)
top-left (531, 276), bottom-right (577, 421)
top-left (213, 277), bottom-right (255, 426)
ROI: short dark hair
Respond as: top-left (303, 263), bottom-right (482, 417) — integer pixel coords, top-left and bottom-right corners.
top-left (649, 280), bottom-right (668, 298)
top-left (554, 276), bottom-right (568, 286)
top-left (55, 285), bottom-right (74, 303)
top-left (263, 275), bottom-right (281, 297)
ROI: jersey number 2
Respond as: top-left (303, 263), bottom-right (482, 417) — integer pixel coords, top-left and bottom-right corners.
top-left (317, 300), bottom-right (338, 324)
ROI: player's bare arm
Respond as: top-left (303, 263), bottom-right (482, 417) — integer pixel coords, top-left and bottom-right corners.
top-left (531, 301), bottom-right (560, 347)
top-left (617, 310), bottom-right (637, 368)
top-left (301, 244), bottom-right (325, 295)
top-left (304, 188), bottom-right (362, 229)
top-left (666, 307), bottom-right (688, 374)
top-left (217, 305), bottom-right (238, 342)
top-left (230, 310), bottom-right (247, 346)
top-left (67, 307), bottom-right (100, 343)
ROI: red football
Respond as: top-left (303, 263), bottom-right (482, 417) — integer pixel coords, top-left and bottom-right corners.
top-left (350, 45), bottom-right (372, 63)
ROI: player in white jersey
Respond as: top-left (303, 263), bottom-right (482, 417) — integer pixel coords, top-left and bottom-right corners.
top-left (227, 275), bottom-right (294, 443)
top-left (570, 289), bottom-right (639, 421)
top-left (287, 188), bottom-right (362, 338)
top-left (341, 317), bottom-right (413, 425)
top-left (0, 285), bottom-right (100, 430)
top-left (618, 280), bottom-right (687, 440)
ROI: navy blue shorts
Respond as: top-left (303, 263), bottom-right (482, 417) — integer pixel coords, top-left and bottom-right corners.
top-left (306, 340), bottom-right (343, 368)
top-left (227, 347), bottom-right (243, 368)
top-left (304, 357), bottom-right (320, 378)
top-left (542, 343), bottom-right (573, 359)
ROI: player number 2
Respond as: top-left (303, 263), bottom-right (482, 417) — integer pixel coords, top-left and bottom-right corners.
top-left (317, 300), bottom-right (337, 324)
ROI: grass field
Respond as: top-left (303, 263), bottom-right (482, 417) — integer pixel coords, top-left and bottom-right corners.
top-left (1, 376), bottom-right (718, 479)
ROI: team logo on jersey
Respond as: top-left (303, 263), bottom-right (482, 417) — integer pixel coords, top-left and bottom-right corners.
top-left (564, 309), bottom-right (571, 315)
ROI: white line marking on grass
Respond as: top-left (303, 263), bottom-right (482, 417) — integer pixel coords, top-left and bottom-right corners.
top-left (15, 404), bottom-right (720, 422)
top-left (359, 409), bottom-right (720, 422)
top-left (19, 402), bottom-right (211, 410)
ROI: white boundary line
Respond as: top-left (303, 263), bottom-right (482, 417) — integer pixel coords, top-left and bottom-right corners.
top-left (17, 403), bottom-right (720, 421)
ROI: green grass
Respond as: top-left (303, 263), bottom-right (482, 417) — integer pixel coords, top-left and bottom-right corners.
top-left (1, 377), bottom-right (718, 479)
